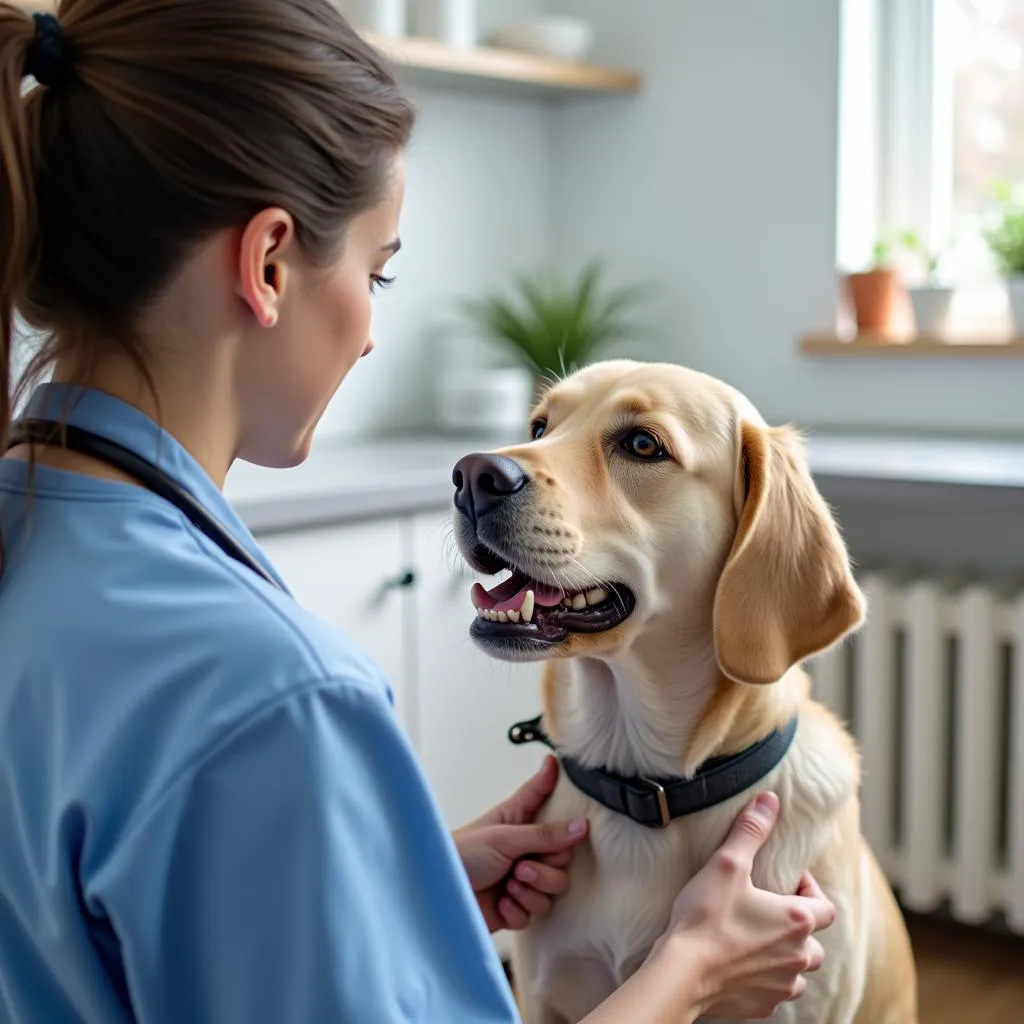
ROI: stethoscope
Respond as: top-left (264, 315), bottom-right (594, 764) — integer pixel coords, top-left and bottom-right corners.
top-left (6, 418), bottom-right (284, 592)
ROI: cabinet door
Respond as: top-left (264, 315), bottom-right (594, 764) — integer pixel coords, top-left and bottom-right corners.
top-left (257, 519), bottom-right (415, 735)
top-left (411, 512), bottom-right (546, 831)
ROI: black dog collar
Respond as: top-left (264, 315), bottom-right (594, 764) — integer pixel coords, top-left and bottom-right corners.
top-left (509, 714), bottom-right (798, 829)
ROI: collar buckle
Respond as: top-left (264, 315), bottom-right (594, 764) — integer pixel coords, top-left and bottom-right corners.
top-left (639, 776), bottom-right (672, 828)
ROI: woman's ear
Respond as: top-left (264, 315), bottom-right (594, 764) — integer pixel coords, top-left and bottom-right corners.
top-left (237, 207), bottom-right (295, 329)
top-left (713, 420), bottom-right (866, 686)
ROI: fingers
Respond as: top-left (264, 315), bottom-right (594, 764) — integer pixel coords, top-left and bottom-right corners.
top-left (513, 859), bottom-right (571, 896)
top-left (804, 937), bottom-right (825, 973)
top-left (498, 895), bottom-right (530, 930)
top-left (783, 874), bottom-right (836, 933)
top-left (713, 792), bottom-right (779, 872)
top-left (796, 871), bottom-right (828, 903)
top-left (489, 818), bottom-right (589, 860)
top-left (783, 973), bottom-right (809, 1002)
top-left (505, 879), bottom-right (553, 919)
top-left (538, 848), bottom-right (573, 869)
top-left (502, 755), bottom-right (560, 824)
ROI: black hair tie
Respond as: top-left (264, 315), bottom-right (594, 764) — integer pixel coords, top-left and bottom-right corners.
top-left (25, 12), bottom-right (67, 88)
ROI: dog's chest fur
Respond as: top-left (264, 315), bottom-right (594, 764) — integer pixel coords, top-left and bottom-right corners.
top-left (512, 696), bottom-right (863, 1024)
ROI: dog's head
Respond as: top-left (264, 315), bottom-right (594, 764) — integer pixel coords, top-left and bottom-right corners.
top-left (451, 359), bottom-right (865, 684)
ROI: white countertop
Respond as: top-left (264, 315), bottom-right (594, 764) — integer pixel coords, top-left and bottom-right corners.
top-left (224, 431), bottom-right (1024, 534)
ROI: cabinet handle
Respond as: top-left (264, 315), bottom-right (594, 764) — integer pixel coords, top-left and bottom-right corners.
top-left (383, 569), bottom-right (417, 590)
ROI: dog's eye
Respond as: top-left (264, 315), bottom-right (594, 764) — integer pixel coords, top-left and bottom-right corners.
top-left (622, 429), bottom-right (666, 460)
top-left (530, 418), bottom-right (547, 441)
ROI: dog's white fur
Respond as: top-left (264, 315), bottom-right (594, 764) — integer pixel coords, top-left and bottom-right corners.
top-left (458, 360), bottom-right (917, 1024)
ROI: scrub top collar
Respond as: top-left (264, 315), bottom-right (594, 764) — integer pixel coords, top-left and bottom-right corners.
top-left (18, 382), bottom-right (290, 594)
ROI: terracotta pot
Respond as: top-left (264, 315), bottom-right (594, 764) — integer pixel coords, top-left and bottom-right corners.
top-left (846, 268), bottom-right (903, 337)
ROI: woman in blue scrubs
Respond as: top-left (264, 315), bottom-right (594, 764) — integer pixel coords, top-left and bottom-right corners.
top-left (0, 1), bottom-right (835, 1021)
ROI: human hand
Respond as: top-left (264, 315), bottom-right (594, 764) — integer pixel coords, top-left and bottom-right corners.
top-left (653, 792), bottom-right (836, 1019)
top-left (453, 755), bottom-right (588, 933)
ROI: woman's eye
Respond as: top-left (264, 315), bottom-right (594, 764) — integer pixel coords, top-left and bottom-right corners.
top-left (530, 419), bottom-right (547, 441)
top-left (370, 274), bottom-right (396, 295)
top-left (621, 429), bottom-right (665, 460)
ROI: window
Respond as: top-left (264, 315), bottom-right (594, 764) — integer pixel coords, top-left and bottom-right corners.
top-left (837, 0), bottom-right (1024, 336)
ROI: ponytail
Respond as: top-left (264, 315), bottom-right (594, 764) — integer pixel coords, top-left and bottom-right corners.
top-left (0, 4), bottom-right (40, 577)
top-left (0, 3), bottom-right (37, 456)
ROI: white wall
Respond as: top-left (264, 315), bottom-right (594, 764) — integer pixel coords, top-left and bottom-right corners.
top-left (318, 84), bottom-right (552, 439)
top-left (319, 0), bottom-right (551, 440)
top-left (325, 0), bottom-right (1024, 440)
top-left (549, 0), bottom-right (1024, 436)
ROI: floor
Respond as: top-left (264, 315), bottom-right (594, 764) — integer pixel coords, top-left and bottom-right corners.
top-left (907, 912), bottom-right (1024, 1023)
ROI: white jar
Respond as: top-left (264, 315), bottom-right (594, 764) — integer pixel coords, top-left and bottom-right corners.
top-left (435, 366), bottom-right (533, 437)
top-left (339, 0), bottom-right (407, 37)
top-left (414, 0), bottom-right (476, 48)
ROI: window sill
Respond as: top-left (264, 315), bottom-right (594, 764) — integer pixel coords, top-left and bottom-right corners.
top-left (800, 334), bottom-right (1024, 357)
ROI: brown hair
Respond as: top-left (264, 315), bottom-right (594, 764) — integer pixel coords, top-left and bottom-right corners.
top-left (0, 0), bottom-right (414, 571)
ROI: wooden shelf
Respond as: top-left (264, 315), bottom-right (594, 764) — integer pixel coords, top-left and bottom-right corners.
top-left (364, 33), bottom-right (642, 97)
top-left (801, 334), bottom-right (1024, 357)
top-left (11, 1), bottom-right (642, 98)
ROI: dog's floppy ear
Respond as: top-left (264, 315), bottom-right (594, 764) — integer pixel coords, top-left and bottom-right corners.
top-left (713, 420), bottom-right (865, 686)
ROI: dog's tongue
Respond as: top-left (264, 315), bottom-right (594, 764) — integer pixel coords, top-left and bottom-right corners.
top-left (474, 569), bottom-right (564, 610)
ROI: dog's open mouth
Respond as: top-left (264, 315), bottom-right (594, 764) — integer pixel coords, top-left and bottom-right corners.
top-left (467, 548), bottom-right (636, 647)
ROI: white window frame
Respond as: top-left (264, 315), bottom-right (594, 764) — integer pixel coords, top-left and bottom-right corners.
top-left (836, 0), bottom-right (1011, 336)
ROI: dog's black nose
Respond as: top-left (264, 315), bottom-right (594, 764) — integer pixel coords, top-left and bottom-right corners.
top-left (452, 453), bottom-right (528, 521)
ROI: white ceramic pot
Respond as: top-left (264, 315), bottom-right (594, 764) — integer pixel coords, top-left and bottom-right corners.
top-left (490, 16), bottom-right (593, 61)
top-left (414, 0), bottom-right (476, 48)
top-left (339, 0), bottom-right (406, 36)
top-left (436, 366), bottom-right (533, 436)
top-left (1007, 276), bottom-right (1024, 337)
top-left (907, 285), bottom-right (955, 338)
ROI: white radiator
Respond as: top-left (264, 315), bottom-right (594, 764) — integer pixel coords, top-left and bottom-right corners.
top-left (807, 574), bottom-right (1024, 934)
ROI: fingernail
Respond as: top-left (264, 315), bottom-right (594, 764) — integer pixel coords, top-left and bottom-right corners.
top-left (753, 793), bottom-right (777, 824)
top-left (517, 864), bottom-right (539, 883)
top-left (508, 880), bottom-right (525, 898)
top-left (568, 819), bottom-right (587, 837)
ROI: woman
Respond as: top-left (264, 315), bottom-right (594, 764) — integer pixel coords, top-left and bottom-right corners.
top-left (0, 1), bottom-right (835, 1021)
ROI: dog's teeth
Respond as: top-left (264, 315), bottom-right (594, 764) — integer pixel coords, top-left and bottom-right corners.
top-left (485, 609), bottom-right (496, 621)
top-left (571, 593), bottom-right (587, 610)
top-left (562, 597), bottom-right (573, 608)
top-left (507, 610), bottom-right (520, 623)
top-left (586, 587), bottom-right (608, 606)
top-left (477, 607), bottom-right (485, 617)
top-left (521, 590), bottom-right (535, 624)
top-left (497, 611), bottom-right (508, 623)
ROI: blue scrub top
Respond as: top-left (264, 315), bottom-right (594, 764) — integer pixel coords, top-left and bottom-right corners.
top-left (0, 383), bottom-right (519, 1023)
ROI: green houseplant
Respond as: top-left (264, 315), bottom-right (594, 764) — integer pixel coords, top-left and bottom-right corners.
top-left (459, 261), bottom-right (652, 393)
top-left (983, 179), bottom-right (1024, 335)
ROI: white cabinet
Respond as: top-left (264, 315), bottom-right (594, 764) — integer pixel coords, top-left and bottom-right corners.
top-left (410, 512), bottom-right (546, 830)
top-left (258, 519), bottom-right (415, 734)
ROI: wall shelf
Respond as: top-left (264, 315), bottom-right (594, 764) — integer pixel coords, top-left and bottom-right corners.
top-left (801, 334), bottom-right (1024, 357)
top-left (366, 33), bottom-right (642, 98)
top-left (12, 2), bottom-right (642, 98)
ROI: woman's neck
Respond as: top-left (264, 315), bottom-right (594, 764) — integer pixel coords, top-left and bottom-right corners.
top-left (44, 356), bottom-right (242, 488)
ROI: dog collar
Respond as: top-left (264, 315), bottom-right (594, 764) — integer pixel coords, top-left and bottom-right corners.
top-left (508, 714), bottom-right (798, 829)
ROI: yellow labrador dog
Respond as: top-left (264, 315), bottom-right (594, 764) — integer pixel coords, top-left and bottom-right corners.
top-left (451, 360), bottom-right (917, 1024)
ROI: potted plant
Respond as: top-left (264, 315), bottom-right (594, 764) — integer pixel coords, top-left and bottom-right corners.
top-left (982, 180), bottom-right (1024, 335)
top-left (459, 260), bottom-right (653, 399)
top-left (844, 233), bottom-right (913, 338)
top-left (903, 233), bottom-right (955, 338)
